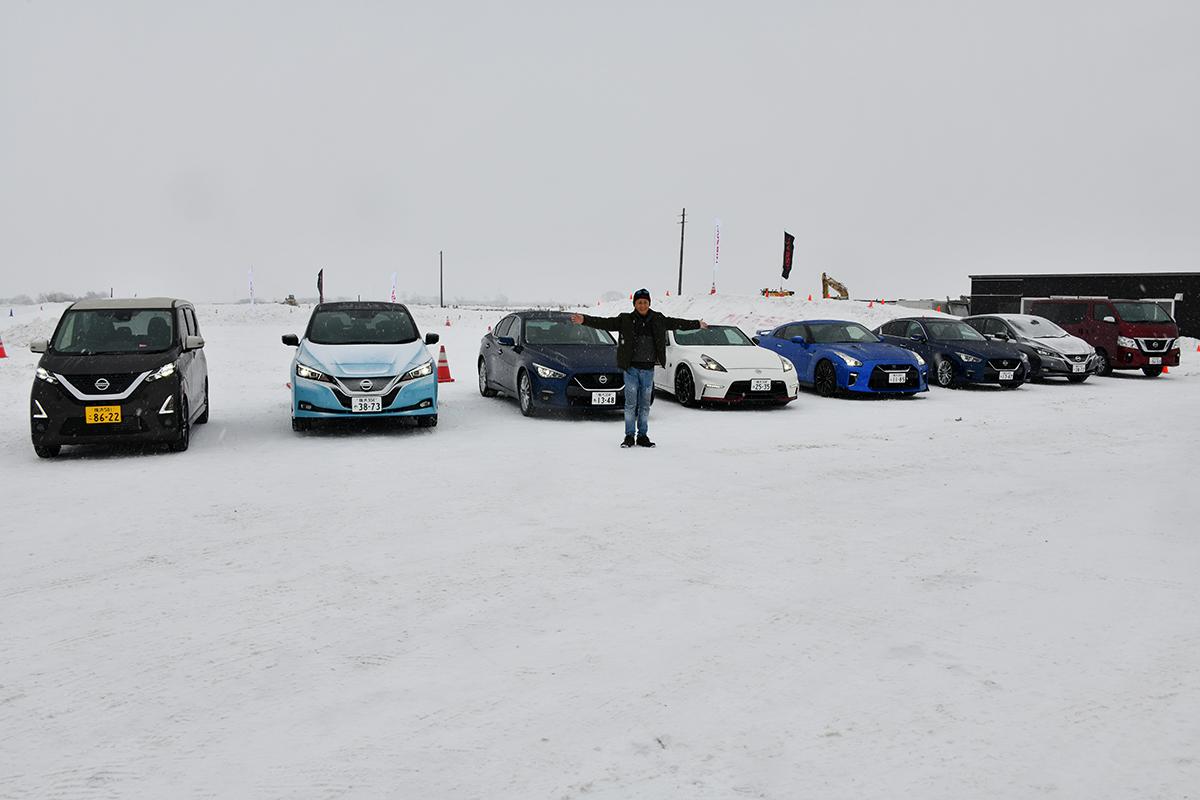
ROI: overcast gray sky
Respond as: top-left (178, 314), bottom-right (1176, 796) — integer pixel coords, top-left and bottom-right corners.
top-left (2, 0), bottom-right (1198, 304)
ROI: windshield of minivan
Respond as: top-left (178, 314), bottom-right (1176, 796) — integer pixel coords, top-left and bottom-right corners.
top-left (308, 307), bottom-right (419, 345)
top-left (807, 322), bottom-right (880, 344)
top-left (51, 309), bottom-right (176, 354)
top-left (925, 320), bottom-right (987, 341)
top-left (523, 318), bottom-right (615, 345)
top-left (1009, 317), bottom-right (1069, 339)
top-left (1112, 302), bottom-right (1174, 324)
top-left (673, 326), bottom-right (753, 346)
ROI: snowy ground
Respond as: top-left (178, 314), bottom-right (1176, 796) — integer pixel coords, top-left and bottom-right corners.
top-left (1, 296), bottom-right (1198, 799)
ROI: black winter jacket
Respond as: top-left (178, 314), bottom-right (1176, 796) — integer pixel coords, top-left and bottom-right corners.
top-left (580, 310), bottom-right (702, 369)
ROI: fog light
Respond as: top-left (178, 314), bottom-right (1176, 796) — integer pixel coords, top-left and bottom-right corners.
top-left (32, 400), bottom-right (48, 419)
top-left (420, 399), bottom-right (432, 408)
top-left (848, 373), bottom-right (858, 386)
top-left (704, 383), bottom-right (721, 390)
top-left (299, 402), bottom-right (314, 411)
top-left (159, 396), bottom-right (175, 415)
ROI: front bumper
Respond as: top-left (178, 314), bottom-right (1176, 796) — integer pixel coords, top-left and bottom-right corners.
top-left (1114, 346), bottom-right (1180, 370)
top-left (535, 372), bottom-right (625, 409)
top-left (842, 362), bottom-right (929, 394)
top-left (30, 378), bottom-right (184, 446)
top-left (1035, 353), bottom-right (1096, 377)
top-left (955, 359), bottom-right (1027, 385)
top-left (698, 370), bottom-right (799, 403)
top-left (292, 373), bottom-right (438, 418)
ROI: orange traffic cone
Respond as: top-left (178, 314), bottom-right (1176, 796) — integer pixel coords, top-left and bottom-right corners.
top-left (436, 345), bottom-right (455, 383)
top-left (936, 304), bottom-right (943, 312)
top-left (1195, 342), bottom-right (1199, 352)
top-left (868, 301), bottom-right (874, 308)
top-left (444, 316), bottom-right (451, 327)
top-left (0, 333), bottom-right (7, 358)
top-left (807, 294), bottom-right (813, 301)
top-left (1162, 365), bottom-right (1169, 374)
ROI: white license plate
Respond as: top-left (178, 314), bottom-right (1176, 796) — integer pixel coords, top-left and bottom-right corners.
top-left (1149, 357), bottom-right (1161, 365)
top-left (750, 379), bottom-right (772, 392)
top-left (592, 391), bottom-right (616, 405)
top-left (999, 370), bottom-right (1015, 381)
top-left (352, 396), bottom-right (382, 413)
top-left (888, 372), bottom-right (906, 384)
top-left (1072, 364), bottom-right (1085, 373)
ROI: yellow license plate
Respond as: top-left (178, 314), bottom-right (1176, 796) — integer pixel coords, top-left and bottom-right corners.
top-left (85, 405), bottom-right (122, 424)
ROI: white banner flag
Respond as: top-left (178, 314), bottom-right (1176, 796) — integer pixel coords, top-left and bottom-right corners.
top-left (712, 219), bottom-right (721, 293)
top-left (390, 272), bottom-right (397, 303)
top-left (248, 268), bottom-right (255, 306)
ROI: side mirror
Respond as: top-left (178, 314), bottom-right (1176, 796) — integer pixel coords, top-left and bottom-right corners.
top-left (1102, 316), bottom-right (1116, 324)
top-left (789, 336), bottom-right (807, 345)
top-left (30, 339), bottom-right (48, 354)
top-left (424, 332), bottom-right (440, 345)
top-left (184, 335), bottom-right (205, 350)
top-left (282, 334), bottom-right (300, 347)
top-left (751, 336), bottom-right (760, 345)
top-left (497, 336), bottom-right (516, 347)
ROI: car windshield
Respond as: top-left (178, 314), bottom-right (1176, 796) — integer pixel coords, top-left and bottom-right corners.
top-left (924, 320), bottom-right (986, 341)
top-left (523, 318), bottom-right (615, 345)
top-left (806, 322), bottom-right (880, 344)
top-left (51, 309), bottom-right (176, 354)
top-left (1008, 316), bottom-right (1069, 339)
top-left (673, 326), bottom-right (753, 346)
top-left (307, 307), bottom-right (419, 345)
top-left (1112, 302), bottom-right (1174, 324)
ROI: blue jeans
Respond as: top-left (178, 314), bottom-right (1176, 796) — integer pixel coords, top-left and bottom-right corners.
top-left (623, 367), bottom-right (654, 437)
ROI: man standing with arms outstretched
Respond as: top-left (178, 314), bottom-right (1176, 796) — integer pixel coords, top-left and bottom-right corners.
top-left (571, 289), bottom-right (707, 448)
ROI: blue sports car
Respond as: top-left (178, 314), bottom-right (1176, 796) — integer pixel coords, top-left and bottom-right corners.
top-left (755, 319), bottom-right (929, 397)
top-left (282, 302), bottom-right (441, 430)
top-left (478, 311), bottom-right (623, 416)
top-left (875, 316), bottom-right (1028, 389)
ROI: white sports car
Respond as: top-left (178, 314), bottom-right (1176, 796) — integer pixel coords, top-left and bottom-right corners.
top-left (655, 325), bottom-right (799, 407)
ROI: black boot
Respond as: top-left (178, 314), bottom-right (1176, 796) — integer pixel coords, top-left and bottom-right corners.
top-left (636, 435), bottom-right (655, 448)
top-left (621, 434), bottom-right (635, 448)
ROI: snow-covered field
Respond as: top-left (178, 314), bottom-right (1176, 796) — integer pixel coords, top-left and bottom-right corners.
top-left (2, 296), bottom-right (1198, 799)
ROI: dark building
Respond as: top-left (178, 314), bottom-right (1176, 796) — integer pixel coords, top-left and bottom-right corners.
top-left (969, 272), bottom-right (1200, 337)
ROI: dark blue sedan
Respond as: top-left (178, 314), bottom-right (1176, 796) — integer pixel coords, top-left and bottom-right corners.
top-left (874, 317), bottom-right (1029, 389)
top-left (478, 311), bottom-right (624, 416)
top-left (756, 319), bottom-right (928, 397)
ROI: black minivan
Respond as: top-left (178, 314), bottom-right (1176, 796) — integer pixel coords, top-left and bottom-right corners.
top-left (29, 298), bottom-right (209, 457)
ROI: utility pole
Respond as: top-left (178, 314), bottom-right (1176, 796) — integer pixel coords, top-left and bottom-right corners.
top-left (677, 208), bottom-right (687, 296)
top-left (439, 251), bottom-right (444, 308)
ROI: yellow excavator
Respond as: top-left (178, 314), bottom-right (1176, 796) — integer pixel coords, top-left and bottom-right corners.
top-left (821, 272), bottom-right (849, 300)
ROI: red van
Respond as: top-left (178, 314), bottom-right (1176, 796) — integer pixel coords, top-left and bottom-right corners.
top-left (1028, 298), bottom-right (1180, 377)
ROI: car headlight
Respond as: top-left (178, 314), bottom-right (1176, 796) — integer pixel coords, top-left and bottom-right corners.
top-left (533, 363), bottom-right (566, 379)
top-left (833, 352), bottom-right (862, 367)
top-left (955, 352), bottom-right (983, 363)
top-left (1019, 352), bottom-right (1029, 362)
top-left (35, 367), bottom-right (59, 384)
top-left (699, 354), bottom-right (727, 372)
top-left (400, 359), bottom-right (434, 382)
top-left (145, 361), bottom-right (178, 382)
top-left (1034, 347), bottom-right (1057, 358)
top-left (1117, 335), bottom-right (1136, 349)
top-left (296, 363), bottom-right (333, 383)
top-left (913, 353), bottom-right (925, 366)
top-left (779, 357), bottom-right (794, 372)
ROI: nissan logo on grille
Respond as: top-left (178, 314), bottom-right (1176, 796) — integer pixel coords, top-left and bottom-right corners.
top-left (360, 379), bottom-right (374, 391)
top-left (94, 378), bottom-right (110, 391)
top-left (598, 375), bottom-right (608, 385)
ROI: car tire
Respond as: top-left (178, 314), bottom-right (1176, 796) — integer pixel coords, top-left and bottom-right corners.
top-left (196, 379), bottom-right (210, 424)
top-left (813, 359), bottom-right (839, 397)
top-left (168, 397), bottom-right (190, 452)
top-left (518, 370), bottom-right (536, 417)
top-left (478, 359), bottom-right (498, 397)
top-left (1141, 366), bottom-right (1164, 377)
top-left (1094, 348), bottom-right (1112, 376)
top-left (1026, 355), bottom-right (1043, 381)
top-left (417, 414), bottom-right (438, 428)
top-left (933, 356), bottom-right (958, 389)
top-left (291, 416), bottom-right (311, 432)
top-left (33, 443), bottom-right (60, 459)
top-left (675, 366), bottom-right (698, 407)
top-left (1067, 374), bottom-right (1090, 383)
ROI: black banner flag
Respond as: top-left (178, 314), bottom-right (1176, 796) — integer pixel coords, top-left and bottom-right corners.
top-left (316, 269), bottom-right (324, 304)
top-left (781, 232), bottom-right (795, 280)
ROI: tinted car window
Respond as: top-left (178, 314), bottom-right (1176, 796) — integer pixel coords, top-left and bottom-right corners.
top-left (52, 308), bottom-right (176, 355)
top-left (806, 322), bottom-right (880, 343)
top-left (674, 326), bottom-right (753, 346)
top-left (925, 320), bottom-right (987, 341)
top-left (308, 307), bottom-right (419, 345)
top-left (1112, 302), bottom-right (1173, 323)
top-left (981, 318), bottom-right (1009, 337)
top-left (523, 318), bottom-right (615, 345)
top-left (1037, 302), bottom-right (1086, 325)
top-left (902, 321), bottom-right (925, 338)
top-left (495, 316), bottom-right (515, 339)
top-left (184, 307), bottom-right (199, 337)
top-left (1092, 302), bottom-right (1117, 322)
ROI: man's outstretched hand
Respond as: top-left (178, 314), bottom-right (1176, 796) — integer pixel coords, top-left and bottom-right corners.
top-left (569, 313), bottom-right (584, 325)
top-left (700, 320), bottom-right (709, 329)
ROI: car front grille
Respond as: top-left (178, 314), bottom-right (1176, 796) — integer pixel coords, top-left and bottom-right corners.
top-left (867, 365), bottom-right (918, 389)
top-left (1067, 354), bottom-right (1088, 363)
top-left (59, 373), bottom-right (142, 395)
top-left (724, 380), bottom-right (789, 400)
top-left (987, 359), bottom-right (1020, 371)
top-left (332, 376), bottom-right (397, 393)
top-left (332, 386), bottom-right (403, 409)
top-left (1135, 338), bottom-right (1173, 353)
top-left (573, 373), bottom-right (623, 390)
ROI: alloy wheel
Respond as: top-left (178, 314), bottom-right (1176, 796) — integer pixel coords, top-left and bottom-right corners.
top-left (814, 360), bottom-right (838, 397)
top-left (936, 358), bottom-right (955, 388)
top-left (675, 366), bottom-right (697, 407)
top-left (519, 371), bottom-right (536, 416)
top-left (478, 360), bottom-right (497, 397)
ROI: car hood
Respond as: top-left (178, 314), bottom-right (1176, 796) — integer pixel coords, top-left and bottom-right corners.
top-left (526, 344), bottom-right (618, 371)
top-left (40, 350), bottom-right (182, 375)
top-left (934, 339), bottom-right (1023, 359)
top-left (822, 341), bottom-right (922, 364)
top-left (1023, 334), bottom-right (1093, 356)
top-left (299, 340), bottom-right (430, 377)
top-left (1120, 322), bottom-right (1180, 339)
top-left (673, 343), bottom-right (790, 370)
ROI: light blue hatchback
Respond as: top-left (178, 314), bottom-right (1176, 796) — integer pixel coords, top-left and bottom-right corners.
top-left (282, 302), bottom-right (440, 431)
